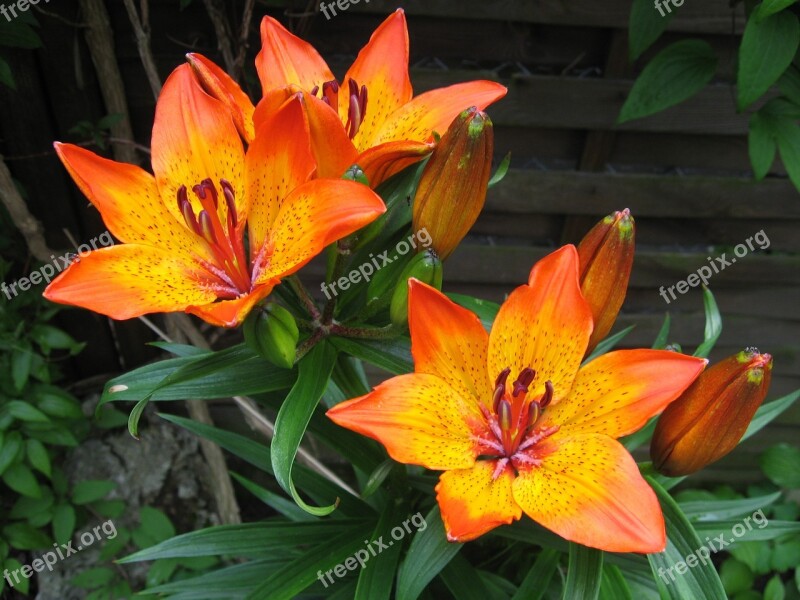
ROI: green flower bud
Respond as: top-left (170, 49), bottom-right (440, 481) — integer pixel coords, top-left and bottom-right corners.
top-left (390, 249), bottom-right (443, 327)
top-left (243, 303), bottom-right (299, 369)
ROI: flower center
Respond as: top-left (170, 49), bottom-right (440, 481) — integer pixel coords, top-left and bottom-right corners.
top-left (477, 367), bottom-right (559, 478)
top-left (177, 179), bottom-right (252, 298)
top-left (311, 78), bottom-right (369, 139)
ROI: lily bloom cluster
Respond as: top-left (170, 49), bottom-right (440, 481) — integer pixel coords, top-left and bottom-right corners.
top-left (43, 10), bottom-right (506, 327)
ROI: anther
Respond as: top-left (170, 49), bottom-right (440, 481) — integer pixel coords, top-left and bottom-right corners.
top-left (512, 367), bottom-right (536, 398)
top-left (220, 179), bottom-right (237, 228)
top-left (198, 210), bottom-right (216, 245)
top-left (540, 381), bottom-right (554, 409)
top-left (498, 399), bottom-right (512, 432)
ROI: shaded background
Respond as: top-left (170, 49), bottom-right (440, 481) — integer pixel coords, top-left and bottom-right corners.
top-left (0, 0), bottom-right (797, 483)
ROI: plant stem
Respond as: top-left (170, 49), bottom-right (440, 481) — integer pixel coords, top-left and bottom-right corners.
top-left (329, 323), bottom-right (401, 340)
top-left (288, 276), bottom-right (321, 321)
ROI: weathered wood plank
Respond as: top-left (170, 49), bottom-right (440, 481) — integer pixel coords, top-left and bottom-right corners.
top-left (486, 170), bottom-right (800, 218)
top-left (347, 0), bottom-right (746, 35)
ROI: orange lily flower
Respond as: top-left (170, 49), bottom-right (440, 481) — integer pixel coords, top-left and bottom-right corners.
top-left (328, 246), bottom-right (706, 551)
top-left (44, 65), bottom-right (384, 327)
top-left (254, 9), bottom-right (507, 184)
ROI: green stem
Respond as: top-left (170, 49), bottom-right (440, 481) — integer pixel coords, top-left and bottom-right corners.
top-left (321, 240), bottom-right (352, 324)
top-left (288, 276), bottom-right (320, 321)
top-left (329, 323), bottom-right (402, 340)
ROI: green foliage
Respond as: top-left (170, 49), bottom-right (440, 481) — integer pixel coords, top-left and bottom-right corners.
top-left (625, 1), bottom-right (800, 193)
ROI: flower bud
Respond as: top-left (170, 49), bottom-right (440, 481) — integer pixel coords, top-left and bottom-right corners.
top-left (242, 303), bottom-right (299, 369)
top-left (577, 209), bottom-right (635, 352)
top-left (186, 53), bottom-right (255, 142)
top-left (651, 349), bottom-right (773, 476)
top-left (390, 250), bottom-right (443, 327)
top-left (411, 107), bottom-right (493, 260)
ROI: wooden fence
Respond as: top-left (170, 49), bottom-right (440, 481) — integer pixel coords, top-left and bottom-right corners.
top-left (0, 0), bottom-right (796, 480)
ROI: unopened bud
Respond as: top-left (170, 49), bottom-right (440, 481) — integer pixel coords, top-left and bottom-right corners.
top-left (651, 349), bottom-right (773, 476)
top-left (243, 303), bottom-right (299, 369)
top-left (390, 250), bottom-right (443, 327)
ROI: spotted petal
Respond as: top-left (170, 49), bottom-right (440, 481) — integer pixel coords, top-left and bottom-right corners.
top-left (256, 16), bottom-right (334, 94)
top-left (512, 433), bottom-right (665, 553)
top-left (488, 246), bottom-right (593, 406)
top-left (408, 280), bottom-right (491, 409)
top-left (327, 373), bottom-right (485, 471)
top-left (43, 245), bottom-right (215, 320)
top-left (436, 460), bottom-right (521, 542)
top-left (542, 349), bottom-right (707, 439)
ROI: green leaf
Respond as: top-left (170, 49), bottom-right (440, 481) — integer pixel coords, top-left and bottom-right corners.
top-left (11, 346), bottom-right (33, 391)
top-left (629, 0), bottom-right (677, 60)
top-left (30, 324), bottom-right (83, 353)
top-left (244, 521), bottom-right (375, 600)
top-left (619, 40), bottom-right (717, 123)
top-left (0, 55), bottom-right (14, 90)
top-left (159, 413), bottom-right (371, 518)
top-left (396, 506), bottom-right (461, 600)
top-left (100, 343), bottom-right (295, 404)
top-left (721, 558), bottom-right (755, 596)
top-left (33, 385), bottom-right (83, 419)
top-left (488, 152), bottom-right (512, 187)
top-left (742, 388), bottom-right (800, 441)
top-left (0, 431), bottom-right (23, 475)
top-left (72, 480), bottom-right (115, 504)
top-left (600, 564), bottom-right (633, 600)
top-left (272, 341), bottom-right (338, 516)
top-left (139, 506), bottom-right (176, 543)
top-left (646, 476), bottom-right (727, 600)
top-left (694, 519), bottom-right (800, 541)
top-left (70, 566), bottom-right (115, 589)
top-left (693, 286), bottom-right (721, 358)
top-left (749, 111), bottom-right (779, 179)
top-left (6, 400), bottom-right (50, 423)
top-left (778, 65), bottom-right (800, 104)
top-left (26, 438), bottom-right (51, 477)
top-left (2, 522), bottom-right (51, 549)
top-left (360, 459), bottom-right (395, 499)
top-left (1, 558), bottom-right (28, 594)
top-left (511, 548), bottom-right (560, 600)
top-left (680, 492), bottom-right (782, 521)
top-left (0, 21), bottom-right (42, 48)
top-left (448, 293), bottom-right (500, 330)
top-left (738, 10), bottom-right (800, 110)
top-left (757, 0), bottom-right (799, 23)
top-left (230, 472), bottom-right (311, 522)
top-left (764, 574), bottom-right (786, 600)
top-left (2, 463), bottom-right (41, 498)
top-left (144, 558), bottom-right (287, 598)
top-left (584, 325), bottom-right (635, 363)
top-left (760, 443), bottom-right (800, 488)
top-left (775, 118), bottom-right (800, 191)
top-left (439, 553), bottom-right (494, 599)
top-left (564, 543), bottom-right (603, 600)
top-left (331, 336), bottom-right (413, 375)
top-left (119, 519), bottom-right (371, 562)
top-left (354, 504), bottom-right (407, 600)
top-left (52, 503), bottom-right (77, 544)
top-left (652, 313), bottom-right (671, 349)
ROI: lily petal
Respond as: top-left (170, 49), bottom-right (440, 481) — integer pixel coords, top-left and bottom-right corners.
top-left (488, 246), bottom-right (593, 405)
top-left (327, 373), bottom-right (484, 470)
top-left (254, 179), bottom-right (385, 283)
top-left (186, 52), bottom-right (256, 142)
top-left (53, 143), bottom-right (211, 264)
top-left (246, 94), bottom-right (316, 260)
top-left (372, 80), bottom-right (507, 146)
top-left (543, 350), bottom-right (707, 439)
top-left (436, 460), bottom-right (522, 542)
top-left (151, 65), bottom-right (246, 228)
top-left (256, 16), bottom-right (334, 94)
top-left (357, 139), bottom-right (434, 188)
top-left (43, 245), bottom-right (215, 320)
top-left (512, 433), bottom-right (665, 553)
top-left (408, 280), bottom-right (491, 409)
top-left (187, 282), bottom-right (275, 328)
top-left (343, 10), bottom-right (413, 151)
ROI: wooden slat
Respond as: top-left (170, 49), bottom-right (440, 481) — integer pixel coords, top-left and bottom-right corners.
top-left (411, 70), bottom-right (751, 136)
top-left (486, 170), bottom-right (800, 218)
top-left (347, 0), bottom-right (746, 35)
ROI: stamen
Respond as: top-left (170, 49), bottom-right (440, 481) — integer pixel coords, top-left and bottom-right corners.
top-left (322, 80), bottom-right (339, 111)
top-left (310, 85), bottom-right (320, 97)
top-left (512, 367), bottom-right (536, 398)
top-left (540, 381), bottom-right (554, 409)
top-left (492, 384), bottom-right (505, 414)
top-left (517, 425), bottom-right (560, 452)
top-left (495, 367), bottom-right (511, 388)
top-left (498, 399), bottom-right (512, 432)
top-left (491, 458), bottom-right (509, 481)
top-left (526, 401), bottom-right (540, 431)
top-left (220, 179), bottom-right (237, 228)
top-left (198, 210), bottom-right (217, 245)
